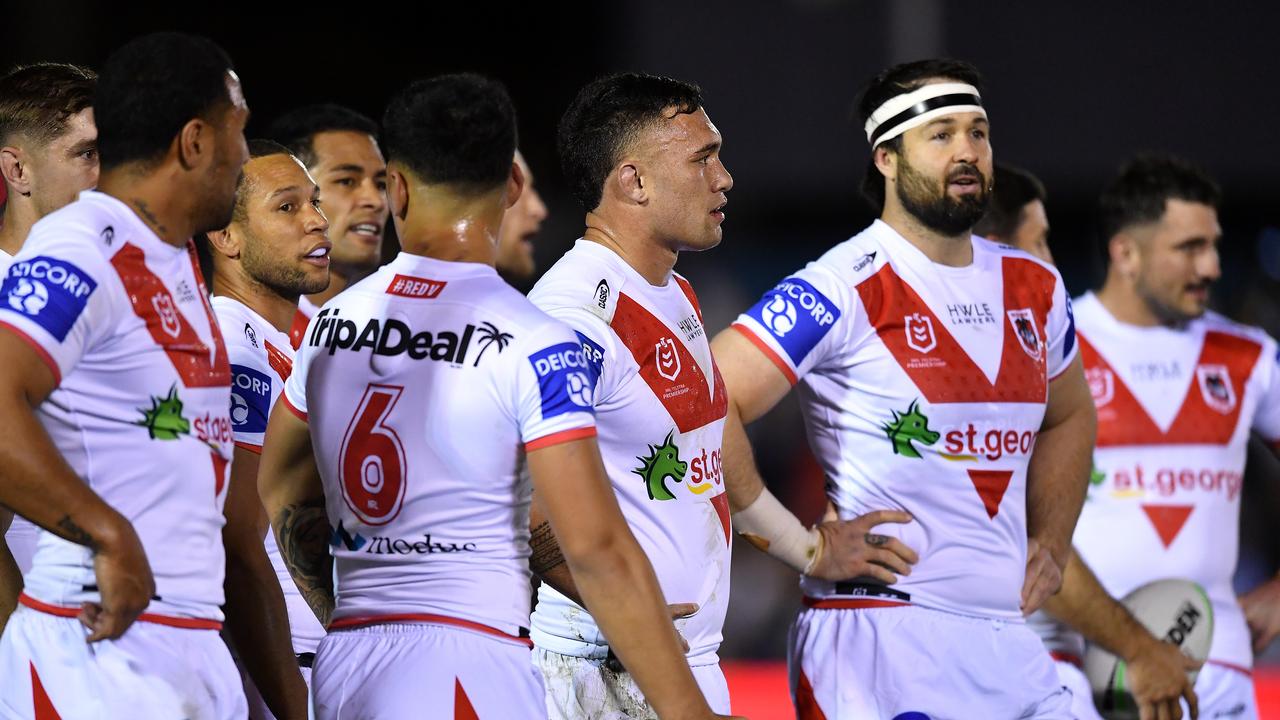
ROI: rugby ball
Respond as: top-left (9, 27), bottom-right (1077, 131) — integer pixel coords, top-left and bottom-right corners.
top-left (1083, 578), bottom-right (1213, 719)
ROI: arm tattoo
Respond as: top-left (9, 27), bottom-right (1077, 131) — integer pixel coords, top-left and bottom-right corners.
top-left (529, 521), bottom-right (566, 576)
top-left (274, 500), bottom-right (334, 626)
top-left (56, 515), bottom-right (100, 552)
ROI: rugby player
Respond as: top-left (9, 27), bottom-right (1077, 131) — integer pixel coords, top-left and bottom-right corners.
top-left (267, 105), bottom-right (387, 348)
top-left (495, 150), bottom-right (548, 284)
top-left (0, 61), bottom-right (98, 631)
top-left (257, 72), bottom-right (738, 720)
top-left (1042, 155), bottom-right (1280, 719)
top-left (0, 33), bottom-right (304, 719)
top-left (712, 58), bottom-right (1095, 717)
top-left (206, 139), bottom-right (332, 719)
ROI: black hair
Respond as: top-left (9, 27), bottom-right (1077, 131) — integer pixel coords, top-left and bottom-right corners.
top-left (94, 32), bottom-right (235, 171)
top-left (558, 73), bottom-right (703, 212)
top-left (1098, 154), bottom-right (1220, 244)
top-left (974, 164), bottom-right (1047, 240)
top-left (381, 73), bottom-right (516, 193)
top-left (0, 63), bottom-right (97, 146)
top-left (854, 59), bottom-right (985, 213)
top-left (266, 104), bottom-right (379, 169)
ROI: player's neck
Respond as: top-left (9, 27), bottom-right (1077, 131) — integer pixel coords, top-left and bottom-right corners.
top-left (306, 270), bottom-right (350, 308)
top-left (1095, 279), bottom-right (1176, 329)
top-left (0, 200), bottom-right (38, 256)
top-left (582, 211), bottom-right (676, 287)
top-left (880, 203), bottom-right (973, 267)
top-left (395, 187), bottom-right (500, 267)
top-left (97, 166), bottom-right (200, 248)
top-left (212, 270), bottom-right (297, 334)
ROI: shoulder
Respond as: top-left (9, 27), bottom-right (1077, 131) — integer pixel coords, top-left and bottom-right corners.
top-left (1198, 311), bottom-right (1276, 355)
top-left (530, 242), bottom-right (628, 327)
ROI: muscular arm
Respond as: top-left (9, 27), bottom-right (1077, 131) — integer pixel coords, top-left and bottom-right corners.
top-left (1022, 354), bottom-right (1096, 613)
top-left (222, 446), bottom-right (308, 719)
top-left (258, 403), bottom-right (333, 626)
top-left (528, 495), bottom-right (578, 604)
top-left (0, 330), bottom-right (153, 641)
top-left (528, 437), bottom-right (718, 720)
top-left (0, 511), bottom-right (21, 633)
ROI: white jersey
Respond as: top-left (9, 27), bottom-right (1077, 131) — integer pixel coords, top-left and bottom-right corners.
top-left (284, 252), bottom-right (596, 637)
top-left (528, 240), bottom-right (732, 666)
top-left (1044, 292), bottom-right (1280, 670)
top-left (0, 190), bottom-right (232, 624)
top-left (0, 246), bottom-right (40, 575)
top-left (211, 296), bottom-right (325, 654)
top-left (288, 294), bottom-right (319, 350)
top-left (732, 220), bottom-right (1077, 620)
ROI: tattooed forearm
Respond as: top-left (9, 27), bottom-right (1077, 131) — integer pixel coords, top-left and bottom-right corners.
top-left (274, 500), bottom-right (333, 626)
top-left (529, 521), bottom-right (566, 576)
top-left (56, 515), bottom-right (100, 552)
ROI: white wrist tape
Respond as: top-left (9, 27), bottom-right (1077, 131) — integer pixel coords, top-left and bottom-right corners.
top-left (732, 488), bottom-right (823, 574)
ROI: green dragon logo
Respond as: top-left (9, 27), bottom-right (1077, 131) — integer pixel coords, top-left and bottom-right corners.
top-left (1089, 465), bottom-right (1106, 486)
top-left (137, 384), bottom-right (190, 440)
top-left (633, 430), bottom-right (687, 501)
top-left (881, 400), bottom-right (939, 459)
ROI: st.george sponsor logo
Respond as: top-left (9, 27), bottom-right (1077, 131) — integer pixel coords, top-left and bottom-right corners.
top-left (308, 309), bottom-right (511, 366)
top-left (1101, 462), bottom-right (1242, 501)
top-left (940, 423), bottom-right (1037, 462)
top-left (633, 430), bottom-right (722, 501)
top-left (1, 256), bottom-right (98, 341)
top-left (194, 411), bottom-right (234, 446)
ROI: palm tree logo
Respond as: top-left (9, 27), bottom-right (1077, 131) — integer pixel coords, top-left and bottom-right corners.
top-left (472, 322), bottom-right (512, 366)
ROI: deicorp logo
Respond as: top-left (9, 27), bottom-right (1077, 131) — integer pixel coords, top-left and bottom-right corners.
top-left (529, 342), bottom-right (595, 419)
top-left (1, 256), bottom-right (97, 341)
top-left (745, 276), bottom-right (840, 364)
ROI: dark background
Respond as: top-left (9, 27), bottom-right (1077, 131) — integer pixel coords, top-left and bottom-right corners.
top-left (8, 0), bottom-right (1279, 661)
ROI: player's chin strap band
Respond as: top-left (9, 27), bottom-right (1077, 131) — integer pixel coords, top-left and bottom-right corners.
top-left (733, 488), bottom-right (824, 574)
top-left (864, 82), bottom-right (985, 149)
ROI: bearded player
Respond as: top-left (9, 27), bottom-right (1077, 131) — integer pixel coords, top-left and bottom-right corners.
top-left (206, 139), bottom-right (332, 719)
top-left (1041, 154), bottom-right (1280, 720)
top-left (712, 59), bottom-right (1096, 717)
top-left (0, 34), bottom-right (304, 718)
top-left (0, 62), bottom-right (98, 631)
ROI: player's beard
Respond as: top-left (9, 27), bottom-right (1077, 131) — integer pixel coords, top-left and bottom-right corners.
top-left (896, 155), bottom-right (989, 237)
top-left (240, 228), bottom-right (329, 299)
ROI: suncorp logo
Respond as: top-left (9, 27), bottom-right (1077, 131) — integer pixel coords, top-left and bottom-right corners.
top-left (744, 276), bottom-right (841, 365)
top-left (768, 280), bottom-right (836, 336)
top-left (1, 256), bottom-right (98, 342)
top-left (761, 294), bottom-right (798, 337)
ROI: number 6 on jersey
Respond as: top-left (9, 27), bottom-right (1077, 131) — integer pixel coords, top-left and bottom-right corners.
top-left (340, 384), bottom-right (407, 525)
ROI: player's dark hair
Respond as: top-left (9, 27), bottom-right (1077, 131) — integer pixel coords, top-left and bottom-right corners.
top-left (266, 104), bottom-right (379, 169)
top-left (0, 63), bottom-right (97, 146)
top-left (94, 32), bottom-right (236, 172)
top-left (1098, 154), bottom-right (1220, 242)
top-left (974, 164), bottom-right (1047, 240)
top-left (558, 73), bottom-right (703, 212)
top-left (382, 73), bottom-right (516, 194)
top-left (855, 59), bottom-right (985, 213)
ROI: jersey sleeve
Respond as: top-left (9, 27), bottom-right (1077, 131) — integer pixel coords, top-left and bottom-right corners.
top-left (226, 341), bottom-right (278, 453)
top-left (0, 237), bottom-right (117, 384)
top-left (729, 263), bottom-right (852, 385)
top-left (281, 317), bottom-right (315, 422)
top-left (1045, 271), bottom-right (1078, 380)
top-left (534, 305), bottom-right (623, 405)
top-left (1251, 339), bottom-right (1280, 446)
top-left (514, 319), bottom-right (598, 452)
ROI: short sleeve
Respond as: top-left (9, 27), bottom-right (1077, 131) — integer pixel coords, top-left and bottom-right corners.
top-left (281, 319), bottom-right (314, 422)
top-left (514, 320), bottom-right (598, 452)
top-left (729, 264), bottom-right (851, 385)
top-left (535, 305), bottom-right (623, 405)
top-left (1045, 274), bottom-right (1078, 380)
top-left (1252, 340), bottom-right (1280, 446)
top-left (0, 242), bottom-right (116, 384)
top-left (226, 341), bottom-right (279, 453)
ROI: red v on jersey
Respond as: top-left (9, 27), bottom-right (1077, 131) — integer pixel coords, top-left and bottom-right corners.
top-left (109, 242), bottom-right (230, 388)
top-left (264, 339), bottom-right (294, 382)
top-left (855, 258), bottom-right (1054, 404)
top-left (1141, 503), bottom-right (1194, 548)
top-left (967, 469), bottom-right (1013, 519)
top-left (611, 292), bottom-right (727, 433)
top-left (1083, 331), bottom-right (1261, 447)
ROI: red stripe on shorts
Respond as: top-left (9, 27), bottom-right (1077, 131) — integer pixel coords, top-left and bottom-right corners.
top-left (803, 596), bottom-right (909, 610)
top-left (455, 679), bottom-right (480, 720)
top-left (30, 662), bottom-right (63, 720)
top-left (19, 593), bottom-right (222, 631)
top-left (328, 612), bottom-right (533, 647)
top-left (795, 669), bottom-right (828, 720)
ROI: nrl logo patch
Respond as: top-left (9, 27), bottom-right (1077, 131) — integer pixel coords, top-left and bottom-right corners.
top-left (655, 336), bottom-right (681, 381)
top-left (904, 313), bottom-right (936, 353)
top-left (1006, 308), bottom-right (1041, 361)
top-left (1196, 363), bottom-right (1236, 413)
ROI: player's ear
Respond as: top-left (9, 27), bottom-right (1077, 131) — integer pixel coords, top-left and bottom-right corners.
top-left (616, 158), bottom-right (646, 205)
top-left (387, 165), bottom-right (410, 222)
top-left (873, 145), bottom-right (898, 184)
top-left (1109, 231), bottom-right (1141, 280)
top-left (0, 147), bottom-right (30, 196)
top-left (176, 118), bottom-right (208, 171)
top-left (205, 226), bottom-right (239, 259)
top-left (505, 157), bottom-right (525, 210)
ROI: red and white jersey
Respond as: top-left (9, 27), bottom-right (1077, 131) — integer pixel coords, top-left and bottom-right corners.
top-left (288, 294), bottom-right (318, 350)
top-left (1055, 293), bottom-right (1280, 669)
top-left (0, 190), bottom-right (233, 623)
top-left (211, 296), bottom-right (325, 654)
top-left (732, 220), bottom-right (1077, 620)
top-left (528, 240), bottom-right (732, 666)
top-left (283, 252), bottom-right (597, 637)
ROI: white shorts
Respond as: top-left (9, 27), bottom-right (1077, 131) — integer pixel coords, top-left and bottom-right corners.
top-left (533, 647), bottom-right (731, 719)
top-left (312, 618), bottom-right (544, 719)
top-left (0, 603), bottom-right (245, 720)
top-left (789, 600), bottom-right (1073, 719)
top-left (240, 656), bottom-right (313, 720)
top-left (1052, 656), bottom-right (1256, 720)
top-left (4, 519), bottom-right (38, 575)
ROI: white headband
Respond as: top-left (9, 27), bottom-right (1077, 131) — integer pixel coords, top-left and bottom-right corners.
top-left (864, 82), bottom-right (985, 148)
